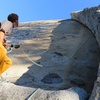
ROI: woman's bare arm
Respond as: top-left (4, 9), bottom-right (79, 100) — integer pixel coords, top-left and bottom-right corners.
top-left (3, 42), bottom-right (11, 47)
top-left (0, 31), bottom-right (11, 47)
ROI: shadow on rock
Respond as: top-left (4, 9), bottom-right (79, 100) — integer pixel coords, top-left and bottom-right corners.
top-left (16, 19), bottom-right (100, 93)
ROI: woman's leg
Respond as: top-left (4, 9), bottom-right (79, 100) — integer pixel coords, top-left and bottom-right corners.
top-left (0, 44), bottom-right (12, 75)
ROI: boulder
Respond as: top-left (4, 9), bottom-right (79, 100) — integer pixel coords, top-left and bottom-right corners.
top-left (0, 82), bottom-right (88, 100)
top-left (71, 5), bottom-right (100, 100)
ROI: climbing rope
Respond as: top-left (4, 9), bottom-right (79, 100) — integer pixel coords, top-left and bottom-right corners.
top-left (20, 46), bottom-right (43, 67)
top-left (26, 88), bottom-right (40, 100)
top-left (69, 38), bottom-right (90, 59)
top-left (6, 41), bottom-right (43, 67)
top-left (6, 47), bottom-right (13, 54)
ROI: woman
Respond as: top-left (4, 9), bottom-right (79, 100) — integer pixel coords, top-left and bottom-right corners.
top-left (0, 13), bottom-right (19, 79)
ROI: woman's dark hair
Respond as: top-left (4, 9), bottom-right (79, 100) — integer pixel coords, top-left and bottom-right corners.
top-left (7, 13), bottom-right (18, 22)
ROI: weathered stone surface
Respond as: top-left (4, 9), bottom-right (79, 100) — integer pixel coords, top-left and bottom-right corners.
top-left (71, 5), bottom-right (100, 100)
top-left (0, 82), bottom-right (88, 100)
top-left (31, 87), bottom-right (88, 100)
top-left (71, 5), bottom-right (100, 47)
top-left (0, 82), bottom-right (35, 100)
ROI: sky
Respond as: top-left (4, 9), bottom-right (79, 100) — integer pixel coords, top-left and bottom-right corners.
top-left (0, 0), bottom-right (100, 22)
